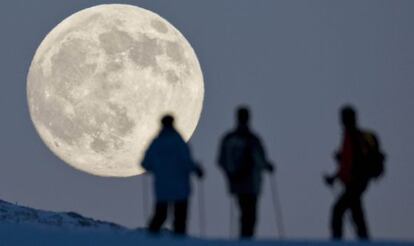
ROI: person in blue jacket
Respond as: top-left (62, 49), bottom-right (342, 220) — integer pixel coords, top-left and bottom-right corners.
top-left (142, 114), bottom-right (203, 236)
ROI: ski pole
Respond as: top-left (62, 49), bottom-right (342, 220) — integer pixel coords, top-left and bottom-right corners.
top-left (142, 175), bottom-right (149, 226)
top-left (269, 174), bottom-right (285, 239)
top-left (198, 179), bottom-right (206, 237)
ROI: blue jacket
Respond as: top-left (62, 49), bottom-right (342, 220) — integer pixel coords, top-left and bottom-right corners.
top-left (142, 127), bottom-right (197, 202)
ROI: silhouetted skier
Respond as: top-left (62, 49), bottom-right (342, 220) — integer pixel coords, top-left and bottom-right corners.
top-left (218, 106), bottom-right (274, 239)
top-left (142, 115), bottom-right (204, 236)
top-left (324, 105), bottom-right (385, 240)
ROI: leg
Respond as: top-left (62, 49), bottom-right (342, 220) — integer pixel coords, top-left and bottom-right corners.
top-left (331, 191), bottom-right (351, 240)
top-left (148, 202), bottom-right (168, 234)
top-left (173, 200), bottom-right (188, 235)
top-left (245, 195), bottom-right (258, 238)
top-left (350, 195), bottom-right (369, 240)
top-left (237, 194), bottom-right (258, 239)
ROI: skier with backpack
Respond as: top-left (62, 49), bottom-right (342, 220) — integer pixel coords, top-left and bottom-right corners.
top-left (324, 105), bottom-right (385, 240)
top-left (217, 106), bottom-right (275, 239)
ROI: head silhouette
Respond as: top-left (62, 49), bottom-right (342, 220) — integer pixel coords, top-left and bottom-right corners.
top-left (236, 106), bottom-right (250, 127)
top-left (161, 114), bottom-right (174, 129)
top-left (340, 105), bottom-right (358, 130)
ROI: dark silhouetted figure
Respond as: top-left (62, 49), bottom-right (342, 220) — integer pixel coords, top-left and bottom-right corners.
top-left (218, 106), bottom-right (274, 239)
top-left (324, 105), bottom-right (385, 240)
top-left (142, 115), bottom-right (203, 236)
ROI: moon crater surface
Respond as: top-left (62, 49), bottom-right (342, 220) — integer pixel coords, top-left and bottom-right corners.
top-left (27, 4), bottom-right (204, 177)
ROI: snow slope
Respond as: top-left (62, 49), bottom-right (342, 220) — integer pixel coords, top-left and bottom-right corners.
top-left (0, 199), bottom-right (412, 246)
top-left (0, 199), bottom-right (123, 231)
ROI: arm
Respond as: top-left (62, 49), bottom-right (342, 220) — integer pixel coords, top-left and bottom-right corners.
top-left (181, 141), bottom-right (203, 178)
top-left (217, 135), bottom-right (232, 174)
top-left (141, 143), bottom-right (154, 172)
top-left (323, 150), bottom-right (341, 186)
top-left (252, 136), bottom-right (274, 173)
top-left (217, 136), bottom-right (227, 170)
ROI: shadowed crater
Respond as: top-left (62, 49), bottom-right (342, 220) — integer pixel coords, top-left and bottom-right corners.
top-left (129, 34), bottom-right (163, 71)
top-left (99, 28), bottom-right (134, 55)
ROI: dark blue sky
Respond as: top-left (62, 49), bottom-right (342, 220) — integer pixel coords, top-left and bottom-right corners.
top-left (1, 0), bottom-right (413, 240)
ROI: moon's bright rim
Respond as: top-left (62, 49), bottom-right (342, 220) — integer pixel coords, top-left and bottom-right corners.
top-left (27, 4), bottom-right (204, 177)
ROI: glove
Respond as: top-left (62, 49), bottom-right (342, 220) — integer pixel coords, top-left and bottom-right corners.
top-left (334, 151), bottom-right (341, 163)
top-left (265, 162), bottom-right (275, 173)
top-left (195, 165), bottom-right (204, 179)
top-left (323, 174), bottom-right (336, 187)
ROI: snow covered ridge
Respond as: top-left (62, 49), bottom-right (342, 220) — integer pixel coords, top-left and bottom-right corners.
top-left (0, 199), bottom-right (413, 246)
top-left (0, 199), bottom-right (123, 231)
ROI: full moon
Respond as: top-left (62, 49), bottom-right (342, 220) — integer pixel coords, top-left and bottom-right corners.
top-left (27, 4), bottom-right (204, 177)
